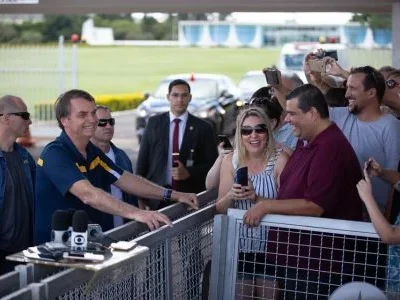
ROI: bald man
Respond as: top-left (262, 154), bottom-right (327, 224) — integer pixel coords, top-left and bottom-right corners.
top-left (0, 95), bottom-right (35, 275)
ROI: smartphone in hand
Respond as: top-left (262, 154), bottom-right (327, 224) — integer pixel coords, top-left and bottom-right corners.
top-left (263, 68), bottom-right (280, 85)
top-left (235, 166), bottom-right (248, 186)
top-left (218, 134), bottom-right (233, 150)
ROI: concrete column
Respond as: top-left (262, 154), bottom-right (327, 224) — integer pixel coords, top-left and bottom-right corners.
top-left (393, 0), bottom-right (400, 68)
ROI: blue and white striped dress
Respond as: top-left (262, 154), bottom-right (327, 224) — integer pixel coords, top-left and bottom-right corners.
top-left (232, 149), bottom-right (281, 252)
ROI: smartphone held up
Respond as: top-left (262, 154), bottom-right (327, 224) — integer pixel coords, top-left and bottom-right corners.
top-left (263, 68), bottom-right (280, 85)
top-left (218, 134), bottom-right (233, 150)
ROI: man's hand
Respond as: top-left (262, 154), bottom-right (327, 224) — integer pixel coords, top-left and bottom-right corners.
top-left (172, 160), bottom-right (190, 181)
top-left (243, 201), bottom-right (268, 227)
top-left (365, 157), bottom-right (383, 178)
top-left (323, 57), bottom-right (348, 78)
top-left (132, 210), bottom-right (172, 230)
top-left (172, 191), bottom-right (199, 210)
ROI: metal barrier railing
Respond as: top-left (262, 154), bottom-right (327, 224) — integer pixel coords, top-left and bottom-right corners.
top-left (0, 189), bottom-right (218, 300)
top-left (210, 208), bottom-right (400, 300)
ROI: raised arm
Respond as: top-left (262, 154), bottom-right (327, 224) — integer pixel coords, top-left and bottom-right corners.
top-left (357, 168), bottom-right (400, 244)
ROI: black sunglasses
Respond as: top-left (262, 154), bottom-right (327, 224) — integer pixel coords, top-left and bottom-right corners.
top-left (0, 112), bottom-right (30, 120)
top-left (386, 79), bottom-right (399, 89)
top-left (97, 118), bottom-right (115, 127)
top-left (240, 124), bottom-right (268, 136)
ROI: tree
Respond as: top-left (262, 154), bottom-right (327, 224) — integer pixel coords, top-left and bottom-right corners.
top-left (351, 13), bottom-right (392, 29)
top-left (42, 15), bottom-right (87, 42)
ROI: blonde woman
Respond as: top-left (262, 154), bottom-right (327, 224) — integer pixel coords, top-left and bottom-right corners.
top-left (216, 106), bottom-right (288, 299)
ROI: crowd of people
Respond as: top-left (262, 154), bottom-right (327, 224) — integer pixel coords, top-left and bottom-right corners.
top-left (1, 51), bottom-right (400, 298)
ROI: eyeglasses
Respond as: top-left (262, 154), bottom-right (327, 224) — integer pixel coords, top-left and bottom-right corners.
top-left (97, 118), bottom-right (115, 127)
top-left (240, 124), bottom-right (268, 136)
top-left (0, 112), bottom-right (31, 120)
top-left (386, 79), bottom-right (399, 89)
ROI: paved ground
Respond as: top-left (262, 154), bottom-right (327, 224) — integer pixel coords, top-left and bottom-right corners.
top-left (28, 109), bottom-right (141, 168)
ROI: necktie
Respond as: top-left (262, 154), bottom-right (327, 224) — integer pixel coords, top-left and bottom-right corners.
top-left (172, 118), bottom-right (181, 189)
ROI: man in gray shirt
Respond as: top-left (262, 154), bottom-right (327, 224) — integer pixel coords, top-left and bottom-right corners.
top-left (330, 66), bottom-right (400, 214)
top-left (0, 95), bottom-right (36, 275)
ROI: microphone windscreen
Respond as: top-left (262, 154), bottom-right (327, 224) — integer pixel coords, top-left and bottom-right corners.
top-left (51, 210), bottom-right (70, 231)
top-left (72, 210), bottom-right (88, 232)
top-left (66, 208), bottom-right (76, 227)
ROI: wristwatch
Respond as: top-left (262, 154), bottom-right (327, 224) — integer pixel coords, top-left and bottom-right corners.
top-left (163, 188), bottom-right (172, 202)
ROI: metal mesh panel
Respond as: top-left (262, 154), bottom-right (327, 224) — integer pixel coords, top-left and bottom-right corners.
top-left (234, 222), bottom-right (398, 299)
top-left (171, 219), bottom-right (213, 300)
top-left (56, 244), bottom-right (165, 300)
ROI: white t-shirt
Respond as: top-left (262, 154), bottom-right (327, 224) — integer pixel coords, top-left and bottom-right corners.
top-left (106, 147), bottom-right (124, 227)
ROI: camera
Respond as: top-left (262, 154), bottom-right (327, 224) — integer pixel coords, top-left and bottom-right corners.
top-left (316, 50), bottom-right (338, 61)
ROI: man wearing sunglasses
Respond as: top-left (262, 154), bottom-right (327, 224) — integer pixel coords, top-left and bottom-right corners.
top-left (0, 95), bottom-right (35, 275)
top-left (382, 70), bottom-right (400, 118)
top-left (90, 105), bottom-right (138, 228)
top-left (34, 89), bottom-right (199, 245)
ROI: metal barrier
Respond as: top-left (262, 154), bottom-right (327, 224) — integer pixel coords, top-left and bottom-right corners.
top-left (210, 208), bottom-right (399, 300)
top-left (0, 189), bottom-right (217, 300)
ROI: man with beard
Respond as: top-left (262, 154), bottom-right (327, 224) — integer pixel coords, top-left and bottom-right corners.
top-left (330, 66), bottom-right (400, 215)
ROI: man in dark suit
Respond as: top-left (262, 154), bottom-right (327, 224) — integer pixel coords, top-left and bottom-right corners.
top-left (136, 79), bottom-right (218, 210)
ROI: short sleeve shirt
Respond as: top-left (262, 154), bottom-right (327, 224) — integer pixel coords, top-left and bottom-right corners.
top-left (34, 131), bottom-right (124, 245)
top-left (268, 123), bottom-right (363, 272)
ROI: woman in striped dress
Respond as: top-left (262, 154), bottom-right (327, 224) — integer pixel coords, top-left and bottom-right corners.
top-left (216, 107), bottom-right (289, 299)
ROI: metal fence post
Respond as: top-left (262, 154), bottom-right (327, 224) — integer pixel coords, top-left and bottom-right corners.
top-left (209, 214), bottom-right (228, 300)
top-left (165, 237), bottom-right (174, 300)
top-left (57, 35), bottom-right (65, 95)
top-left (72, 42), bottom-right (78, 88)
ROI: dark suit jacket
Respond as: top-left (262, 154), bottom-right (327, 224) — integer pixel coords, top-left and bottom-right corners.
top-left (136, 112), bottom-right (218, 209)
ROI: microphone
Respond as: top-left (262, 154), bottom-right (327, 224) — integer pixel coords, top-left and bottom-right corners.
top-left (71, 210), bottom-right (88, 252)
top-left (50, 210), bottom-right (70, 244)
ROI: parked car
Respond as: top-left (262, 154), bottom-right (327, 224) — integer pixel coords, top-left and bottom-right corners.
top-left (136, 73), bottom-right (241, 142)
top-left (238, 71), bottom-right (266, 101)
top-left (238, 69), bottom-right (305, 102)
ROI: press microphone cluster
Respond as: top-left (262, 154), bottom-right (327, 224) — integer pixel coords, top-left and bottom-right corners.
top-left (41, 209), bottom-right (108, 261)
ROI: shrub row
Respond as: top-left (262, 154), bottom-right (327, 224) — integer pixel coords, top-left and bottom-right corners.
top-left (33, 92), bottom-right (145, 120)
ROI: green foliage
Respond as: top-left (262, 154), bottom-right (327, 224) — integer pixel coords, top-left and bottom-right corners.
top-left (351, 13), bottom-right (392, 29)
top-left (41, 15), bottom-right (87, 41)
top-left (34, 92), bottom-right (145, 120)
top-left (19, 30), bottom-right (43, 43)
top-left (0, 23), bottom-right (18, 42)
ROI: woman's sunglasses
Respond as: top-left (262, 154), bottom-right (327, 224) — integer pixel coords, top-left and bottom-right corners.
top-left (240, 124), bottom-right (268, 136)
top-left (97, 118), bottom-right (115, 127)
top-left (0, 112), bottom-right (31, 120)
top-left (386, 79), bottom-right (399, 89)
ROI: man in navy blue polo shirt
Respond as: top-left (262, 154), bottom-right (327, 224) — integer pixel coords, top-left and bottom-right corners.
top-left (34, 89), bottom-right (198, 245)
